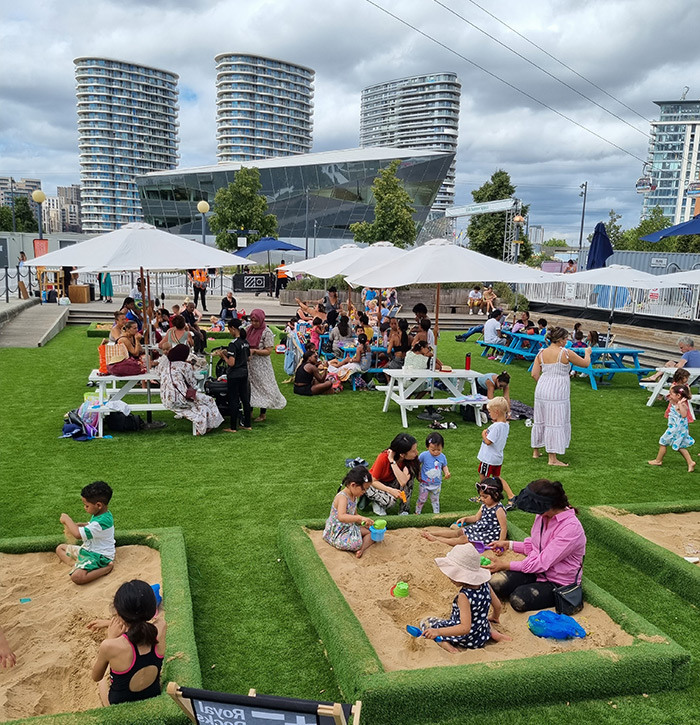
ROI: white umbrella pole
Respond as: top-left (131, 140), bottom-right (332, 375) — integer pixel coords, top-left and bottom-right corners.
top-left (606, 286), bottom-right (618, 345)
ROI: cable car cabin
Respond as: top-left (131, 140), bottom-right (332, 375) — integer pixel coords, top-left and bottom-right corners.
top-left (686, 181), bottom-right (700, 197)
top-left (636, 176), bottom-right (653, 193)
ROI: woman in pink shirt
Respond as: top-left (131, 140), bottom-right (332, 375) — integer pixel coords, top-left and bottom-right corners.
top-left (486, 479), bottom-right (586, 612)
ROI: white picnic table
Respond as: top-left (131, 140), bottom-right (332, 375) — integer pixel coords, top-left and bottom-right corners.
top-left (381, 368), bottom-right (482, 428)
top-left (640, 367), bottom-right (700, 406)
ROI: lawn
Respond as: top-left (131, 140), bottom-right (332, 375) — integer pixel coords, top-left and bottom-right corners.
top-left (1, 326), bottom-right (698, 724)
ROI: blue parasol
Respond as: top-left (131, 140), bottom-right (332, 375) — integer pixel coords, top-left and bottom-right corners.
top-left (586, 222), bottom-right (614, 270)
top-left (641, 214), bottom-right (700, 242)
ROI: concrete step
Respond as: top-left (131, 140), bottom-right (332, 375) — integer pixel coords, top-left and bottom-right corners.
top-left (0, 304), bottom-right (69, 347)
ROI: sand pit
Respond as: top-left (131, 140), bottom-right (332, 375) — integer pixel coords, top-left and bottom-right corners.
top-left (594, 508), bottom-right (700, 562)
top-left (0, 545), bottom-right (161, 722)
top-left (307, 527), bottom-right (634, 672)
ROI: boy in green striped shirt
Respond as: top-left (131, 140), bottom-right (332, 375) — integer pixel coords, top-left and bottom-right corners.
top-left (56, 481), bottom-right (115, 585)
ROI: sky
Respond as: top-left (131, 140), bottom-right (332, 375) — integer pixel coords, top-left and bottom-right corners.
top-left (2, 0), bottom-right (699, 244)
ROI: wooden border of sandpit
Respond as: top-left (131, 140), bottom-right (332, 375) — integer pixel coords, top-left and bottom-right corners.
top-left (278, 513), bottom-right (691, 725)
top-left (0, 527), bottom-right (201, 725)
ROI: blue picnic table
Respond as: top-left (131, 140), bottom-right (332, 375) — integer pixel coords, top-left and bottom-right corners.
top-left (477, 330), bottom-right (546, 365)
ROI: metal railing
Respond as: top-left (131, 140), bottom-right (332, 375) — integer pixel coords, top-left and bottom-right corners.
top-left (519, 281), bottom-right (700, 322)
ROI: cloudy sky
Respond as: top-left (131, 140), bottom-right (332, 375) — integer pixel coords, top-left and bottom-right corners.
top-left (2, 0), bottom-right (699, 243)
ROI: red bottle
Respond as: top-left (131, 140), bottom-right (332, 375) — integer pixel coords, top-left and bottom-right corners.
top-left (464, 352), bottom-right (471, 370)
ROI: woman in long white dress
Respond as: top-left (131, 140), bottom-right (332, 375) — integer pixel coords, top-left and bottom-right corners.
top-left (530, 327), bottom-right (590, 466)
top-left (158, 345), bottom-right (223, 435)
top-left (246, 309), bottom-right (287, 422)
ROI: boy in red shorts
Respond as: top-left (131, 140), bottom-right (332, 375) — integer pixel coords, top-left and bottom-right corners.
top-left (477, 398), bottom-right (510, 481)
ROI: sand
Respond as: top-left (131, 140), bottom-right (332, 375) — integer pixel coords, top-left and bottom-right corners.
top-left (0, 545), bottom-right (161, 722)
top-left (593, 508), bottom-right (700, 561)
top-left (308, 528), bottom-right (634, 672)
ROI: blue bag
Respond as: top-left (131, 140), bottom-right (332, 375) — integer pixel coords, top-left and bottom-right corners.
top-left (527, 610), bottom-right (586, 640)
top-left (284, 346), bottom-right (297, 375)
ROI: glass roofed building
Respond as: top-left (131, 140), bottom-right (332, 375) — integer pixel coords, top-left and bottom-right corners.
top-left (136, 147), bottom-right (454, 239)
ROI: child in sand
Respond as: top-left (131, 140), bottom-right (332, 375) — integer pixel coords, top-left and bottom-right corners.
top-left (421, 543), bottom-right (510, 652)
top-left (648, 384), bottom-right (696, 472)
top-left (478, 398), bottom-right (510, 480)
top-left (323, 466), bottom-right (375, 559)
top-left (88, 579), bottom-right (166, 706)
top-left (56, 481), bottom-right (115, 585)
top-left (415, 432), bottom-right (451, 514)
top-left (422, 476), bottom-right (507, 547)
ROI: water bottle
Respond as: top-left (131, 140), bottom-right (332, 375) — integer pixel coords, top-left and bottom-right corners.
top-left (464, 352), bottom-right (471, 370)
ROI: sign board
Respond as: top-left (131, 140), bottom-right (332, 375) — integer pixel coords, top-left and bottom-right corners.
top-left (237, 237), bottom-right (247, 248)
top-left (232, 274), bottom-right (271, 293)
top-left (33, 238), bottom-right (49, 257)
top-left (650, 257), bottom-right (667, 268)
top-left (193, 699), bottom-right (318, 725)
top-left (445, 199), bottom-right (516, 218)
top-left (648, 288), bottom-right (660, 302)
top-left (0, 238), bottom-right (8, 268)
top-left (564, 283), bottom-right (576, 301)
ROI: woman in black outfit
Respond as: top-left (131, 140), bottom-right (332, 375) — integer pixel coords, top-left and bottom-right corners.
top-left (215, 319), bottom-right (252, 432)
top-left (294, 350), bottom-right (333, 395)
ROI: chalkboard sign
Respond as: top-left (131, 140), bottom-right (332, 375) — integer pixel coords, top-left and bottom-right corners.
top-left (168, 683), bottom-right (360, 725)
top-left (232, 274), bottom-right (273, 294)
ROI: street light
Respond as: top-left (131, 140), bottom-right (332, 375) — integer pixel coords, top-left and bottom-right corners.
top-left (577, 182), bottom-right (588, 261)
top-left (196, 200), bottom-right (210, 246)
top-left (513, 214), bottom-right (525, 263)
top-left (31, 189), bottom-right (47, 239)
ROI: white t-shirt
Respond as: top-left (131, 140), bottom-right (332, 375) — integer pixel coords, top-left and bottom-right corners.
top-left (483, 318), bottom-right (502, 344)
top-left (478, 421), bottom-right (509, 465)
top-left (469, 290), bottom-right (482, 301)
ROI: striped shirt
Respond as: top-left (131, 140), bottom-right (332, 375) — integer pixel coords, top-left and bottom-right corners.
top-left (79, 511), bottom-right (115, 561)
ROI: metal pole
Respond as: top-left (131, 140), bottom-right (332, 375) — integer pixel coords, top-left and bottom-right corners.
top-left (304, 188), bottom-right (309, 259)
top-left (37, 201), bottom-right (43, 240)
top-left (313, 220), bottom-right (318, 257)
top-left (201, 211), bottom-right (206, 245)
top-left (10, 178), bottom-right (16, 234)
top-left (577, 182), bottom-right (588, 261)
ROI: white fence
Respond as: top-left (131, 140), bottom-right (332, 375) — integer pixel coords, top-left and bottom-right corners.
top-left (519, 281), bottom-right (700, 321)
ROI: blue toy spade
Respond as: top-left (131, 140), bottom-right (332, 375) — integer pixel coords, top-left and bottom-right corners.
top-left (406, 625), bottom-right (443, 642)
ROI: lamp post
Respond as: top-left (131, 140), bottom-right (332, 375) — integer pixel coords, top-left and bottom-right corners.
top-left (31, 189), bottom-right (47, 239)
top-left (304, 187), bottom-right (310, 259)
top-left (513, 214), bottom-right (525, 263)
top-left (196, 200), bottom-right (210, 245)
top-left (577, 181), bottom-right (588, 263)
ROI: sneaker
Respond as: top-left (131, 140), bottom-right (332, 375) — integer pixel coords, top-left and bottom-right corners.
top-left (468, 495), bottom-right (481, 503)
top-left (399, 511), bottom-right (409, 516)
top-left (417, 411), bottom-right (436, 421)
top-left (447, 421), bottom-right (458, 429)
top-left (504, 496), bottom-right (516, 512)
top-left (372, 502), bottom-right (387, 516)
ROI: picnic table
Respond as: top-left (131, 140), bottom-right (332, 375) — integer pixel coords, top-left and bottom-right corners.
top-left (382, 368), bottom-right (481, 428)
top-left (569, 346), bottom-right (654, 390)
top-left (87, 367), bottom-right (206, 437)
top-left (477, 331), bottom-right (546, 365)
top-left (640, 367), bottom-right (700, 406)
top-left (339, 344), bottom-right (388, 375)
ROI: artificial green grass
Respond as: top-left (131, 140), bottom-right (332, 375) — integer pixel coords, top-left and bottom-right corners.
top-left (1, 328), bottom-right (700, 724)
top-left (1, 528), bottom-right (200, 724)
top-left (279, 517), bottom-right (690, 723)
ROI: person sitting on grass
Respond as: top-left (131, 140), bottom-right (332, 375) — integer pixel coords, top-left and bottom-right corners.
top-left (208, 315), bottom-right (225, 332)
top-left (477, 398), bottom-right (510, 481)
top-left (364, 433), bottom-right (419, 516)
top-left (421, 476), bottom-right (508, 546)
top-left (293, 349), bottom-right (333, 396)
top-left (420, 544), bottom-right (510, 653)
top-left (88, 579), bottom-right (166, 706)
top-left (323, 466), bottom-right (376, 559)
top-left (56, 481), bottom-right (115, 585)
top-left (648, 384), bottom-right (696, 473)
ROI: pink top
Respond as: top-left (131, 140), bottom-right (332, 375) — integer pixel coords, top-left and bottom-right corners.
top-left (509, 508), bottom-right (586, 585)
top-left (310, 326), bottom-right (321, 348)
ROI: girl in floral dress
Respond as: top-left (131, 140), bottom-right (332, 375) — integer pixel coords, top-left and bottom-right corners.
top-left (648, 384), bottom-right (696, 472)
top-left (323, 466), bottom-right (375, 558)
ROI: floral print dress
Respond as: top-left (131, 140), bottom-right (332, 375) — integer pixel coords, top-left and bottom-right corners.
top-left (323, 492), bottom-right (363, 551)
top-left (660, 404), bottom-right (695, 450)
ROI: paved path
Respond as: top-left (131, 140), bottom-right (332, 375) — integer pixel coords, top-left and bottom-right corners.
top-left (0, 302), bottom-right (69, 347)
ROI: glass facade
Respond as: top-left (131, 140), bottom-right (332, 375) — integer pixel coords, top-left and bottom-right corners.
top-left (136, 149), bottom-right (454, 238)
top-left (215, 54), bottom-right (314, 163)
top-left (74, 57), bottom-right (179, 233)
top-left (642, 100), bottom-right (700, 224)
top-left (360, 73), bottom-right (461, 214)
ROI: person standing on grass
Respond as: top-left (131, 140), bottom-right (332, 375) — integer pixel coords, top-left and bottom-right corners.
top-left (477, 398), bottom-right (510, 481)
top-left (531, 327), bottom-right (591, 467)
top-left (648, 384), bottom-right (696, 472)
top-left (215, 319), bottom-right (252, 433)
top-left (247, 308), bottom-right (287, 423)
top-left (415, 432), bottom-right (450, 515)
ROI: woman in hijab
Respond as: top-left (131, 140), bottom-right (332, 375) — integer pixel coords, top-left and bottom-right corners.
top-left (246, 309), bottom-right (287, 423)
top-left (158, 344), bottom-right (223, 435)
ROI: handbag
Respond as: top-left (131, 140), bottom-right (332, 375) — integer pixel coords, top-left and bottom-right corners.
top-left (169, 366), bottom-right (197, 403)
top-left (539, 519), bottom-right (584, 615)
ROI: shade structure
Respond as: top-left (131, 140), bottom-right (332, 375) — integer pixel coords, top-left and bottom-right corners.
top-left (345, 239), bottom-right (550, 288)
top-left (283, 244), bottom-right (363, 278)
top-left (586, 222), bottom-right (614, 270)
top-left (641, 214), bottom-right (700, 242)
top-left (335, 241), bottom-right (406, 281)
top-left (654, 268), bottom-right (700, 286)
top-left (24, 222), bottom-right (250, 271)
top-left (553, 264), bottom-right (681, 289)
top-left (235, 237), bottom-right (304, 258)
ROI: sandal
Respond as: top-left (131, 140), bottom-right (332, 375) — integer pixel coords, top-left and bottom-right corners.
top-left (447, 421), bottom-right (457, 429)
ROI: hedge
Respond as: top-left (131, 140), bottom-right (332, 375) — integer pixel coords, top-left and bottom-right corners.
top-left (279, 515), bottom-right (690, 724)
top-left (580, 501), bottom-right (700, 606)
top-left (2, 528), bottom-right (200, 725)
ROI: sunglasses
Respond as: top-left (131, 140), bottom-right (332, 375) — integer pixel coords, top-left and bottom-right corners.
top-left (475, 482), bottom-right (499, 494)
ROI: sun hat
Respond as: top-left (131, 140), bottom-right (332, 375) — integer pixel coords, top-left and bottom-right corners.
top-left (435, 544), bottom-right (491, 586)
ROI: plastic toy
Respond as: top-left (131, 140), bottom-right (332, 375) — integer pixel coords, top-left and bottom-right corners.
top-left (480, 556), bottom-right (491, 566)
top-left (527, 610), bottom-right (586, 640)
top-left (406, 624), bottom-right (443, 642)
top-left (391, 582), bottom-right (409, 597)
top-left (369, 525), bottom-right (386, 542)
top-left (151, 583), bottom-right (163, 607)
top-left (398, 490), bottom-right (407, 503)
top-left (453, 538), bottom-right (490, 553)
top-left (373, 519), bottom-right (387, 530)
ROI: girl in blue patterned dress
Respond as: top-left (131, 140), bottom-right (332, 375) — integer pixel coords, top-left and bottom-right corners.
top-left (421, 477), bottom-right (507, 547)
top-left (649, 384), bottom-right (696, 473)
top-left (421, 544), bottom-right (510, 652)
top-left (323, 466), bottom-right (376, 558)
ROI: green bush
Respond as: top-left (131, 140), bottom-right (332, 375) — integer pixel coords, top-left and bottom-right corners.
top-left (287, 275), bottom-right (349, 291)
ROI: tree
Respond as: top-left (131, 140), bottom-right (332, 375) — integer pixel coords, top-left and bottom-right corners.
top-left (350, 159), bottom-right (416, 248)
top-left (0, 197), bottom-right (38, 233)
top-left (466, 170), bottom-right (531, 260)
top-left (208, 167), bottom-right (277, 251)
top-left (616, 207), bottom-right (672, 251)
top-left (542, 237), bottom-right (568, 247)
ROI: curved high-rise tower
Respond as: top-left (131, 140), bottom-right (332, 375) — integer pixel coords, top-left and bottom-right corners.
top-left (360, 73), bottom-right (461, 213)
top-left (215, 53), bottom-right (314, 163)
top-left (74, 57), bottom-right (179, 233)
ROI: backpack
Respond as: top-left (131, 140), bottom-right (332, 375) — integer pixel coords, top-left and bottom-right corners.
top-left (64, 410), bottom-right (97, 439)
top-left (105, 411), bottom-right (144, 432)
